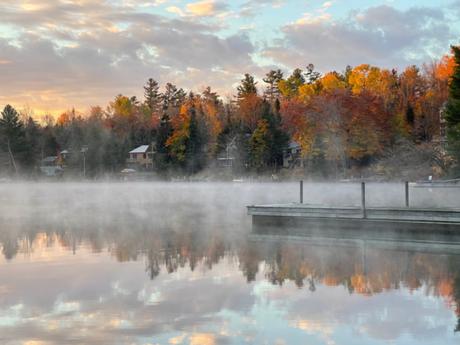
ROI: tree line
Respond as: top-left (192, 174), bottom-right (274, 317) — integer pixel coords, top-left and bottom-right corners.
top-left (1, 47), bottom-right (459, 179)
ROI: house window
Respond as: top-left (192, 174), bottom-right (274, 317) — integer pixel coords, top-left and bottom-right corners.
top-left (143, 153), bottom-right (146, 159)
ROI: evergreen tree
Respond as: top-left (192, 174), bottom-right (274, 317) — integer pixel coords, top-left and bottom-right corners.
top-left (162, 83), bottom-right (178, 110)
top-left (405, 104), bottom-right (415, 132)
top-left (162, 83), bottom-right (186, 111)
top-left (304, 63), bottom-right (321, 84)
top-left (144, 78), bottom-right (161, 112)
top-left (249, 119), bottom-right (269, 170)
top-left (202, 86), bottom-right (219, 105)
top-left (155, 113), bottom-right (173, 171)
top-left (263, 69), bottom-right (283, 103)
top-left (185, 105), bottom-right (204, 174)
top-left (445, 45), bottom-right (460, 171)
top-left (23, 117), bottom-right (41, 173)
top-left (237, 74), bottom-right (257, 99)
top-left (248, 101), bottom-right (289, 170)
top-left (285, 68), bottom-right (305, 95)
top-left (0, 105), bottom-right (25, 174)
top-left (261, 100), bottom-right (289, 168)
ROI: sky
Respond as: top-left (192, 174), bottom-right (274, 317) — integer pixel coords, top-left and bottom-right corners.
top-left (0, 0), bottom-right (459, 116)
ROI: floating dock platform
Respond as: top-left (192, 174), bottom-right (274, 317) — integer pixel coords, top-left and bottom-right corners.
top-left (248, 181), bottom-right (460, 237)
top-left (247, 203), bottom-right (460, 236)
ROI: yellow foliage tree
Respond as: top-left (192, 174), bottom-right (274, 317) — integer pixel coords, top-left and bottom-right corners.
top-left (320, 72), bottom-right (347, 92)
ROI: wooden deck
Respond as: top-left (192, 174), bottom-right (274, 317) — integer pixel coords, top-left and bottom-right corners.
top-left (247, 203), bottom-right (460, 234)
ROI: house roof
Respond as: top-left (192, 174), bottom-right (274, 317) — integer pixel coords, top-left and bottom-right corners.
top-left (42, 156), bottom-right (58, 163)
top-left (129, 145), bottom-right (149, 154)
top-left (288, 141), bottom-right (301, 149)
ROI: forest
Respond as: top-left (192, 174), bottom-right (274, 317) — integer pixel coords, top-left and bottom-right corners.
top-left (0, 46), bottom-right (459, 180)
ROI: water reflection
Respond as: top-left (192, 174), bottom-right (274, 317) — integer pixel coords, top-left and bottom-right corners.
top-left (1, 181), bottom-right (460, 344)
top-left (1, 219), bottom-right (460, 344)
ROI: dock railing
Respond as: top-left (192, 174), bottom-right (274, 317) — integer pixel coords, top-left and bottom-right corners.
top-left (298, 180), bottom-right (412, 214)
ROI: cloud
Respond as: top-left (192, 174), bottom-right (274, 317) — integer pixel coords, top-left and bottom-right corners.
top-left (186, 0), bottom-right (228, 17)
top-left (263, 5), bottom-right (457, 72)
top-left (0, 1), bottom-right (457, 114)
top-left (166, 6), bottom-right (185, 16)
top-left (239, 0), bottom-right (286, 17)
top-left (0, 0), bottom-right (257, 114)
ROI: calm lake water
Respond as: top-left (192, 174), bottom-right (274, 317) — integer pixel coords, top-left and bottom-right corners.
top-left (0, 182), bottom-right (459, 345)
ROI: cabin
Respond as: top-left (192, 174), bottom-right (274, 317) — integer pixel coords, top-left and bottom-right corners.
top-left (40, 156), bottom-right (64, 177)
top-left (126, 144), bottom-right (154, 170)
top-left (283, 141), bottom-right (302, 168)
top-left (216, 136), bottom-right (237, 169)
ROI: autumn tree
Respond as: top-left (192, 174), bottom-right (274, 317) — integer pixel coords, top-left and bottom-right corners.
top-left (166, 94), bottom-right (207, 173)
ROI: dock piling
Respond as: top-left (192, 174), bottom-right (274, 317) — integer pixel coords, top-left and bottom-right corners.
top-left (405, 181), bottom-right (409, 207)
top-left (361, 182), bottom-right (366, 218)
top-left (300, 180), bottom-right (304, 204)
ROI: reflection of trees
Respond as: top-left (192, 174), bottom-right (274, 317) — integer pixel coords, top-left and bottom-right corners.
top-left (3, 219), bottom-right (460, 332)
top-left (238, 244), bottom-right (260, 282)
top-left (242, 238), bottom-right (460, 332)
top-left (0, 235), bottom-right (19, 260)
top-left (0, 220), bottom-right (228, 278)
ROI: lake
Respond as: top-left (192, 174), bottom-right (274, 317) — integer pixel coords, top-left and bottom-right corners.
top-left (0, 182), bottom-right (459, 345)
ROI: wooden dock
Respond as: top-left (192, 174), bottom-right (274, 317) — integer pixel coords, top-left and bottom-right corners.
top-left (247, 204), bottom-right (460, 238)
top-left (247, 181), bottom-right (460, 235)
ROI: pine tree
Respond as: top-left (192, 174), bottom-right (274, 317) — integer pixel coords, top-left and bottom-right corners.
top-left (144, 78), bottom-right (161, 112)
top-left (304, 63), bottom-right (321, 84)
top-left (286, 68), bottom-right (305, 95)
top-left (22, 117), bottom-right (41, 172)
top-left (405, 104), bottom-right (415, 139)
top-left (237, 74), bottom-right (257, 99)
top-left (162, 83), bottom-right (186, 111)
top-left (155, 113), bottom-right (173, 171)
top-left (162, 83), bottom-right (178, 110)
top-left (445, 45), bottom-right (460, 171)
top-left (0, 105), bottom-right (25, 174)
top-left (185, 105), bottom-right (203, 174)
top-left (261, 100), bottom-right (289, 169)
top-left (263, 69), bottom-right (283, 103)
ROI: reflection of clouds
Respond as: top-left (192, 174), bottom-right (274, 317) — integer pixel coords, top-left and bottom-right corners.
top-left (0, 250), bottom-right (254, 344)
top-left (189, 332), bottom-right (216, 345)
top-left (137, 287), bottom-right (162, 306)
top-left (168, 333), bottom-right (186, 344)
top-left (287, 285), bottom-right (457, 343)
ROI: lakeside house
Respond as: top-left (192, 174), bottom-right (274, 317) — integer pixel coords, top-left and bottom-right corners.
top-left (40, 156), bottom-right (64, 177)
top-left (216, 136), bottom-right (237, 169)
top-left (126, 144), bottom-right (155, 170)
top-left (283, 141), bottom-right (301, 168)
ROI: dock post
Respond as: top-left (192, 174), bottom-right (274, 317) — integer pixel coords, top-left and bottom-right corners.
top-left (405, 181), bottom-right (409, 207)
top-left (300, 180), bottom-right (304, 204)
top-left (361, 182), bottom-right (366, 218)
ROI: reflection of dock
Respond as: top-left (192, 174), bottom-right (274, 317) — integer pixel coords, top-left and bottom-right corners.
top-left (248, 205), bottom-right (460, 234)
top-left (248, 233), bottom-right (460, 256)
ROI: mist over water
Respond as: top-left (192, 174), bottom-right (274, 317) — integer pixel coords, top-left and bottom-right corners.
top-left (1, 182), bottom-right (460, 345)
